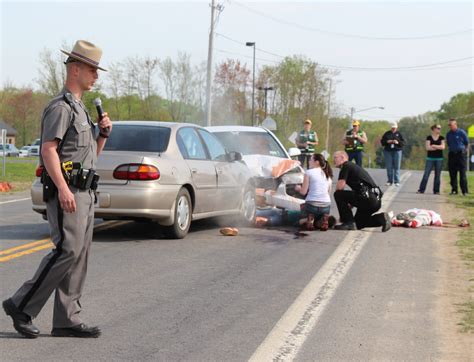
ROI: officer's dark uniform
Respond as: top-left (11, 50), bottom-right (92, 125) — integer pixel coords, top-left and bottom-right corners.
top-left (334, 161), bottom-right (388, 230)
top-left (10, 87), bottom-right (98, 328)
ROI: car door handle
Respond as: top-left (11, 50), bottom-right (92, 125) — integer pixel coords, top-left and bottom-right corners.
top-left (217, 169), bottom-right (223, 174)
top-left (191, 168), bottom-right (198, 174)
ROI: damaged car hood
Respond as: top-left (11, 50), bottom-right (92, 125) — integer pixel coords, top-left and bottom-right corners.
top-left (241, 155), bottom-right (304, 183)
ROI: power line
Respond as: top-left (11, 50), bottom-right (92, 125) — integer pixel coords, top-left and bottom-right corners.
top-left (216, 32), bottom-right (474, 71)
top-left (214, 48), bottom-right (279, 64)
top-left (229, 0), bottom-right (473, 41)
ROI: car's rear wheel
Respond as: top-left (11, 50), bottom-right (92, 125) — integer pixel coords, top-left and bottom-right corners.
top-left (165, 188), bottom-right (192, 239)
top-left (240, 186), bottom-right (256, 225)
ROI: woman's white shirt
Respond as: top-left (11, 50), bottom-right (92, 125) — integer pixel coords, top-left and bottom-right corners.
top-left (305, 167), bottom-right (331, 204)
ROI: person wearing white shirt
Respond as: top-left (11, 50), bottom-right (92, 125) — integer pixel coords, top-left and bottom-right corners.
top-left (295, 153), bottom-right (333, 231)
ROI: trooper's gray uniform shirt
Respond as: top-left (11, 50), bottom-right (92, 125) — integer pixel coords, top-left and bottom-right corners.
top-left (11, 87), bottom-right (99, 328)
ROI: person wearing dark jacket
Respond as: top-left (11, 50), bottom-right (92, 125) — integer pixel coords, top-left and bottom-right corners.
top-left (381, 122), bottom-right (405, 186)
top-left (446, 118), bottom-right (469, 195)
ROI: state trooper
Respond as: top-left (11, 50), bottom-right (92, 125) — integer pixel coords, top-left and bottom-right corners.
top-left (3, 40), bottom-right (112, 338)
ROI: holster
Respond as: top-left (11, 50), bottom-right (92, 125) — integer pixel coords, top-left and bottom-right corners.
top-left (70, 169), bottom-right (100, 190)
top-left (41, 171), bottom-right (57, 202)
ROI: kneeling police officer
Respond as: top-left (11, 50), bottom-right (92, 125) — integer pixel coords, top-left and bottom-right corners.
top-left (3, 40), bottom-right (112, 338)
top-left (333, 151), bottom-right (391, 232)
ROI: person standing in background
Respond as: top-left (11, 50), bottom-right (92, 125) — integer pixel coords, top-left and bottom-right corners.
top-left (381, 122), bottom-right (405, 186)
top-left (446, 118), bottom-right (469, 195)
top-left (296, 119), bottom-right (318, 169)
top-left (343, 120), bottom-right (367, 167)
top-left (417, 124), bottom-right (445, 195)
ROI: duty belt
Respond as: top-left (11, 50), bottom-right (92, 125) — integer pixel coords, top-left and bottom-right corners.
top-left (70, 168), bottom-right (99, 191)
top-left (60, 162), bottom-right (99, 190)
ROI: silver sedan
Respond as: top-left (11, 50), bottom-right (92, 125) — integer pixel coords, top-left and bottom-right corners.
top-left (31, 121), bottom-right (256, 238)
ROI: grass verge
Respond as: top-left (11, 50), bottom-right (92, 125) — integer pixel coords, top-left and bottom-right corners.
top-left (0, 158), bottom-right (37, 192)
top-left (444, 171), bottom-right (474, 333)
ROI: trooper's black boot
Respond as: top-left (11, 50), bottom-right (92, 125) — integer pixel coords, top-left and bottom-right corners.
top-left (51, 323), bottom-right (101, 338)
top-left (3, 298), bottom-right (40, 338)
top-left (334, 222), bottom-right (356, 230)
top-left (382, 212), bottom-right (392, 232)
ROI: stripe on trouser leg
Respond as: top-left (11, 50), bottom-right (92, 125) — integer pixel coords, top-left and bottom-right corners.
top-left (18, 197), bottom-right (65, 311)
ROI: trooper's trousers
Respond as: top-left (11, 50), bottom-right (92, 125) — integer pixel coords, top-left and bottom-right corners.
top-left (11, 188), bottom-right (94, 328)
top-left (334, 190), bottom-right (385, 229)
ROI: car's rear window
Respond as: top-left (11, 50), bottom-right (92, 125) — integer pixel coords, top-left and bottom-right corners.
top-left (104, 125), bottom-right (171, 153)
top-left (212, 131), bottom-right (287, 158)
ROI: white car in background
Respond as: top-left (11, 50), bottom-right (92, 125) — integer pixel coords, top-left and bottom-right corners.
top-left (28, 139), bottom-right (40, 157)
top-left (19, 146), bottom-right (31, 157)
top-left (207, 126), bottom-right (304, 197)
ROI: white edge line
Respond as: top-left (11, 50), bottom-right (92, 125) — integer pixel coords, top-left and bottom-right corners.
top-left (0, 197), bottom-right (31, 205)
top-left (249, 172), bottom-right (411, 361)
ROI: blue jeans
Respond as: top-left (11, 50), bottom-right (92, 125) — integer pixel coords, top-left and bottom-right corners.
top-left (384, 150), bottom-right (402, 184)
top-left (348, 151), bottom-right (363, 167)
top-left (418, 159), bottom-right (442, 193)
top-left (304, 204), bottom-right (330, 220)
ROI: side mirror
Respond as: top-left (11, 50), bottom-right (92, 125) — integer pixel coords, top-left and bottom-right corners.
top-left (288, 147), bottom-right (301, 157)
top-left (227, 151), bottom-right (243, 162)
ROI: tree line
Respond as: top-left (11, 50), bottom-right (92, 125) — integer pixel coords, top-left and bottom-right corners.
top-left (0, 47), bottom-right (472, 170)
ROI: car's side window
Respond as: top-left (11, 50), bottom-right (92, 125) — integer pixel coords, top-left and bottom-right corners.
top-left (197, 129), bottom-right (227, 161)
top-left (177, 128), bottom-right (208, 160)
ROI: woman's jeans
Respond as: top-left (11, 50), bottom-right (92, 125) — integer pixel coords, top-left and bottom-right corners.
top-left (384, 150), bottom-right (402, 184)
top-left (304, 204), bottom-right (330, 220)
top-left (418, 159), bottom-right (442, 193)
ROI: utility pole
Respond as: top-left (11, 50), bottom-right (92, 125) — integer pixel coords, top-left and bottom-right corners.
top-left (205, 0), bottom-right (217, 127)
top-left (258, 86), bottom-right (273, 119)
top-left (349, 106), bottom-right (355, 130)
top-left (246, 42), bottom-right (256, 126)
top-left (325, 79), bottom-right (332, 153)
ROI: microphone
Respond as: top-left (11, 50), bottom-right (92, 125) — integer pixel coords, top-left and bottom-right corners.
top-left (93, 98), bottom-right (109, 134)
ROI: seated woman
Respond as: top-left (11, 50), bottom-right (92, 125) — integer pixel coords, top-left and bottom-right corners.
top-left (295, 153), bottom-right (333, 231)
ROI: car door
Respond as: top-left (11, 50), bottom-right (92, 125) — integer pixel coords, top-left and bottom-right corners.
top-left (176, 127), bottom-right (217, 214)
top-left (197, 129), bottom-right (242, 210)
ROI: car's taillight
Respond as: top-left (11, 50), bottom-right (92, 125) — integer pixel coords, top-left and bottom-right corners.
top-left (113, 164), bottom-right (160, 181)
top-left (35, 165), bottom-right (44, 177)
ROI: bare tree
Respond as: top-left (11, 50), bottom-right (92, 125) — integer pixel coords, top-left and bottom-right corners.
top-left (36, 47), bottom-right (66, 97)
top-left (158, 52), bottom-right (194, 122)
top-left (106, 61), bottom-right (124, 120)
top-left (212, 59), bottom-right (250, 125)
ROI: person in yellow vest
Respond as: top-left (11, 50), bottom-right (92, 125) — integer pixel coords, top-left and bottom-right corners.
top-left (343, 120), bottom-right (367, 167)
top-left (296, 119), bottom-right (318, 168)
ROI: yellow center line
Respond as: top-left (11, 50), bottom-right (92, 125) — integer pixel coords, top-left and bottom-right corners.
top-left (0, 243), bottom-right (54, 262)
top-left (0, 220), bottom-right (129, 263)
top-left (0, 238), bottom-right (51, 256)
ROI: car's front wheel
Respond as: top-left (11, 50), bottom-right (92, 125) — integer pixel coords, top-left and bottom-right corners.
top-left (165, 187), bottom-right (192, 239)
top-left (240, 186), bottom-right (256, 225)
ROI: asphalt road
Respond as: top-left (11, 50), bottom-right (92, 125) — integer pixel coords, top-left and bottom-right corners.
top-left (0, 169), bottom-right (450, 360)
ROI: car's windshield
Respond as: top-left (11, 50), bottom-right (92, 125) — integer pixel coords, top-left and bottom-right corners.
top-left (212, 131), bottom-right (287, 158)
top-left (104, 125), bottom-right (171, 153)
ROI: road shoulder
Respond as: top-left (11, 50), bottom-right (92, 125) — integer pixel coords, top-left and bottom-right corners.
top-left (436, 199), bottom-right (473, 360)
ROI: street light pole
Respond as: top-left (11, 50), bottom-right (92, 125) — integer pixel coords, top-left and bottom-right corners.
top-left (349, 106), bottom-right (384, 129)
top-left (246, 42), bottom-right (256, 126)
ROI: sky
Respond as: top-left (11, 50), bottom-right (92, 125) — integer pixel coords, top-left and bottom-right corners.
top-left (0, 0), bottom-right (473, 121)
